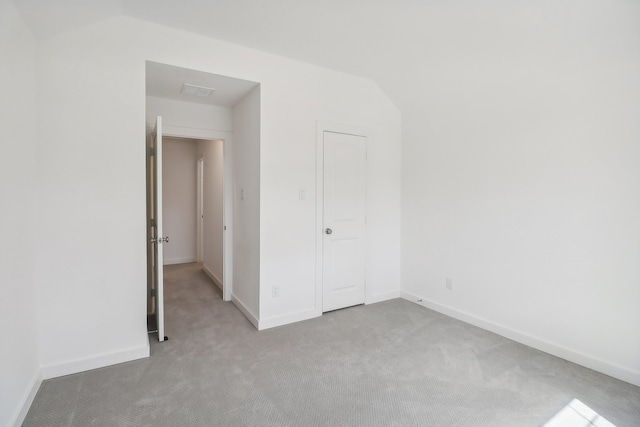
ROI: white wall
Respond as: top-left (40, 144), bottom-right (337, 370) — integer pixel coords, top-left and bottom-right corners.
top-left (196, 140), bottom-right (224, 286)
top-left (256, 58), bottom-right (401, 329)
top-left (34, 16), bottom-right (401, 374)
top-left (162, 137), bottom-right (197, 265)
top-left (0, 1), bottom-right (41, 425)
top-left (399, 0), bottom-right (640, 386)
top-left (35, 18), bottom-right (152, 378)
top-left (146, 95), bottom-right (232, 133)
top-left (232, 86), bottom-right (261, 321)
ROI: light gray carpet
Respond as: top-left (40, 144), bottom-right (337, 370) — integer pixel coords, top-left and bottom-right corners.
top-left (23, 263), bottom-right (640, 426)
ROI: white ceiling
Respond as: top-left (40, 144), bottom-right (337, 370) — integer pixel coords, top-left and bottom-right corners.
top-left (146, 61), bottom-right (259, 108)
top-left (122, 0), bottom-right (405, 79)
top-left (13, 0), bottom-right (412, 105)
top-left (11, 0), bottom-right (123, 39)
top-left (12, 0), bottom-right (456, 83)
top-left (12, 0), bottom-right (639, 112)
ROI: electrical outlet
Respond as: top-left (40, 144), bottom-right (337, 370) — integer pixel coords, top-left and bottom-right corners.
top-left (446, 277), bottom-right (453, 290)
top-left (272, 285), bottom-right (280, 297)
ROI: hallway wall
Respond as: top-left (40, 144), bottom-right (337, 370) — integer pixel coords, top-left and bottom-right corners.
top-left (146, 95), bottom-right (232, 134)
top-left (0, 1), bottom-right (40, 426)
top-left (232, 86), bottom-right (261, 320)
top-left (196, 139), bottom-right (224, 286)
top-left (162, 137), bottom-right (197, 265)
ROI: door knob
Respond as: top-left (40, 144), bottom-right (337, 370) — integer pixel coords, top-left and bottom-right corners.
top-left (325, 228), bottom-right (333, 235)
top-left (160, 236), bottom-right (169, 243)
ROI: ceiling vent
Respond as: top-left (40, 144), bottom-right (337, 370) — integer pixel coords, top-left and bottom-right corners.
top-left (180, 83), bottom-right (216, 97)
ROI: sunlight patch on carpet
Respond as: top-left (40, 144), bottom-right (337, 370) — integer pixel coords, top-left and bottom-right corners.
top-left (544, 399), bottom-right (615, 427)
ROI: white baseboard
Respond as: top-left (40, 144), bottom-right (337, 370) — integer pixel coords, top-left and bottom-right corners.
top-left (163, 257), bottom-right (197, 266)
top-left (41, 341), bottom-right (150, 380)
top-left (202, 265), bottom-right (222, 290)
top-left (258, 308), bottom-right (320, 331)
top-left (400, 291), bottom-right (640, 387)
top-left (10, 369), bottom-right (42, 427)
top-left (366, 289), bottom-right (401, 305)
top-left (231, 294), bottom-right (259, 329)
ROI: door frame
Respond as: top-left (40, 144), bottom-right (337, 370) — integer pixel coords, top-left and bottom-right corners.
top-left (196, 157), bottom-right (204, 263)
top-left (148, 116), bottom-right (166, 341)
top-left (315, 121), bottom-right (370, 315)
top-left (148, 124), bottom-right (234, 302)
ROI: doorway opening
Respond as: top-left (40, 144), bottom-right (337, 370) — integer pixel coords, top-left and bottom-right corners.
top-left (162, 136), bottom-right (225, 284)
top-left (145, 60), bottom-right (261, 341)
top-left (146, 124), bottom-right (230, 341)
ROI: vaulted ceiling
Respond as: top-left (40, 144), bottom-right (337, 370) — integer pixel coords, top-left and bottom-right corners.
top-left (14, 0), bottom-right (459, 81)
top-left (12, 0), bottom-right (640, 112)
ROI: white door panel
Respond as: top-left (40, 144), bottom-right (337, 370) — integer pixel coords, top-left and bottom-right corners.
top-left (152, 117), bottom-right (165, 342)
top-left (322, 131), bottom-right (366, 312)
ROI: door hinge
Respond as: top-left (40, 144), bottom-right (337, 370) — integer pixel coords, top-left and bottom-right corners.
top-left (148, 147), bottom-right (155, 156)
top-left (150, 289), bottom-right (156, 297)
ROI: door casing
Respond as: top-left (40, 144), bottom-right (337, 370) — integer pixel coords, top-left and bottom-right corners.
top-left (315, 121), bottom-right (370, 315)
top-left (146, 124), bottom-right (234, 302)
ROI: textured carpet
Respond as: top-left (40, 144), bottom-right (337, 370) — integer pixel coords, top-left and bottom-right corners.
top-left (23, 263), bottom-right (640, 426)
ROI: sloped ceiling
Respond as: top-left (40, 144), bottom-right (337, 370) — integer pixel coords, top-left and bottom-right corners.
top-left (12, 0), bottom-right (640, 112)
top-left (14, 0), bottom-right (430, 80)
top-left (122, 0), bottom-right (424, 80)
top-left (12, 0), bottom-right (491, 94)
top-left (11, 0), bottom-right (123, 39)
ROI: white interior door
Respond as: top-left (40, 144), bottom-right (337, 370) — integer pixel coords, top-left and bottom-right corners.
top-left (152, 116), bottom-right (166, 342)
top-left (322, 131), bottom-right (367, 312)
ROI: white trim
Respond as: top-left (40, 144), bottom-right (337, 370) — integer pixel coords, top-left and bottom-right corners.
top-left (258, 308), bottom-right (320, 331)
top-left (163, 257), bottom-right (197, 265)
top-left (146, 123), bottom-right (232, 141)
top-left (10, 369), bottom-right (42, 427)
top-left (41, 342), bottom-right (150, 380)
top-left (400, 291), bottom-right (640, 387)
top-left (154, 116), bottom-right (165, 343)
top-left (316, 121), bottom-right (371, 138)
top-left (221, 139), bottom-right (233, 302)
top-left (196, 158), bottom-right (204, 263)
top-left (315, 121), bottom-right (371, 315)
top-left (366, 290), bottom-right (401, 305)
top-left (203, 264), bottom-right (223, 291)
top-left (315, 125), bottom-right (324, 316)
top-left (231, 294), bottom-right (259, 329)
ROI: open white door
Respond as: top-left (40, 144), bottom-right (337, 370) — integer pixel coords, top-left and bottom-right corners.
top-left (151, 116), bottom-right (166, 342)
top-left (322, 131), bottom-right (367, 312)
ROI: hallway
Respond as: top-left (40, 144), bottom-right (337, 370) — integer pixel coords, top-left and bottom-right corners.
top-left (160, 263), bottom-right (228, 339)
